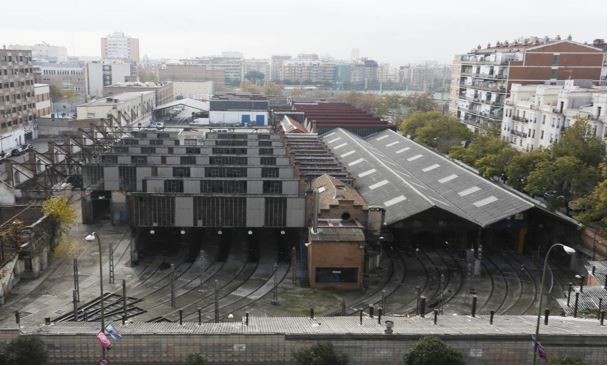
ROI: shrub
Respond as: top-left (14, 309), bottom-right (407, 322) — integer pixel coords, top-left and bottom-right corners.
top-left (1, 336), bottom-right (48, 364)
top-left (403, 336), bottom-right (464, 365)
top-left (292, 342), bottom-right (349, 364)
top-left (550, 355), bottom-right (586, 365)
top-left (185, 353), bottom-right (207, 364)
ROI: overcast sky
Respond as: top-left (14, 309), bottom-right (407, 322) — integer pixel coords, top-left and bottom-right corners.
top-left (2, 0), bottom-right (606, 65)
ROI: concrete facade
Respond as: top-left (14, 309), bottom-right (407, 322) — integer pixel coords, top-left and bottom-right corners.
top-left (86, 61), bottom-right (132, 98)
top-left (76, 91), bottom-right (155, 126)
top-left (101, 32), bottom-right (139, 62)
top-left (0, 49), bottom-right (35, 152)
top-left (34, 83), bottom-right (52, 118)
top-left (501, 80), bottom-right (607, 151)
top-left (103, 82), bottom-right (174, 106)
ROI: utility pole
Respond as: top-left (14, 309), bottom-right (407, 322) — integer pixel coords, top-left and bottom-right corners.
top-left (109, 242), bottom-right (115, 285)
top-left (214, 280), bottom-right (219, 323)
top-left (271, 263), bottom-right (279, 305)
top-left (73, 258), bottom-right (80, 302)
top-left (170, 264), bottom-right (176, 308)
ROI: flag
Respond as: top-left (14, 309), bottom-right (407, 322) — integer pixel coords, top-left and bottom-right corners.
top-left (105, 324), bottom-right (122, 341)
top-left (531, 336), bottom-right (548, 361)
top-left (96, 331), bottom-right (112, 350)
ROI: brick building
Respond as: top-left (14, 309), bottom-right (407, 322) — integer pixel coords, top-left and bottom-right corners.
top-left (449, 37), bottom-right (607, 131)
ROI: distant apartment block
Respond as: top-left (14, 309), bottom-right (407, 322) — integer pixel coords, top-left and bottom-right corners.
top-left (280, 58), bottom-right (336, 84)
top-left (34, 83), bottom-right (52, 118)
top-left (76, 91), bottom-right (156, 127)
top-left (350, 58), bottom-right (379, 85)
top-left (9, 42), bottom-right (68, 63)
top-left (209, 93), bottom-right (269, 125)
top-left (159, 64), bottom-right (225, 89)
top-left (0, 49), bottom-right (35, 151)
top-left (241, 59), bottom-right (271, 83)
top-left (270, 55), bottom-right (291, 82)
top-left (104, 81), bottom-right (174, 106)
top-left (501, 80), bottom-right (606, 152)
top-left (86, 60), bottom-right (132, 97)
top-left (34, 61), bottom-right (86, 97)
top-left (101, 32), bottom-right (140, 62)
top-left (399, 63), bottom-right (450, 91)
top-left (450, 37), bottom-right (606, 131)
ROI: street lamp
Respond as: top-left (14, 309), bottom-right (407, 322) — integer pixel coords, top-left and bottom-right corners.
top-left (84, 232), bottom-right (106, 359)
top-left (532, 243), bottom-right (575, 364)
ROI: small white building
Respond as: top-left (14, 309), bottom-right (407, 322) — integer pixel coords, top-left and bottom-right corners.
top-left (76, 91), bottom-right (156, 127)
top-left (86, 60), bottom-right (132, 98)
top-left (501, 80), bottom-right (606, 151)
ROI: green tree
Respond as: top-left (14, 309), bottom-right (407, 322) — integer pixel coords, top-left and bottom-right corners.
top-left (1, 336), bottom-right (48, 364)
top-left (292, 342), bottom-right (348, 365)
top-left (552, 118), bottom-right (606, 168)
top-left (550, 355), bottom-right (586, 365)
top-left (244, 70), bottom-right (265, 85)
top-left (449, 131), bottom-right (519, 178)
top-left (49, 85), bottom-right (62, 102)
top-left (572, 163), bottom-right (607, 235)
top-left (185, 353), bottom-right (207, 364)
top-left (525, 156), bottom-right (601, 213)
top-left (403, 336), bottom-right (464, 365)
top-left (400, 111), bottom-right (445, 138)
top-left (415, 116), bottom-right (472, 153)
top-left (505, 150), bottom-right (550, 190)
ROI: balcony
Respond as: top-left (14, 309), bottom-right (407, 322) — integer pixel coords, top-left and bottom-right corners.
top-left (510, 130), bottom-right (528, 138)
top-left (511, 116), bottom-right (531, 123)
top-left (462, 71), bottom-right (507, 80)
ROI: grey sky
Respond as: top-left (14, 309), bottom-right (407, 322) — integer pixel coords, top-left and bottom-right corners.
top-left (2, 0), bottom-right (606, 65)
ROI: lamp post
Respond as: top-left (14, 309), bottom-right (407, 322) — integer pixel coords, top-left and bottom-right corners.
top-left (85, 232), bottom-right (106, 359)
top-left (532, 243), bottom-right (575, 364)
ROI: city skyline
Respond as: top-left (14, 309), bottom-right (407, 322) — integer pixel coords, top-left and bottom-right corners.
top-left (2, 0), bottom-right (606, 65)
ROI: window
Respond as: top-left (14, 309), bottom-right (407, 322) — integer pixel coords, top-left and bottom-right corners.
top-left (205, 167), bottom-right (247, 178)
top-left (552, 54), bottom-right (560, 65)
top-left (151, 166), bottom-right (158, 177)
top-left (149, 139), bottom-right (163, 145)
top-left (173, 167), bottom-right (190, 177)
top-left (263, 181), bottom-right (282, 194)
top-left (184, 138), bottom-right (197, 145)
top-left (550, 68), bottom-right (558, 79)
top-left (102, 155), bottom-right (118, 164)
top-left (540, 130), bottom-right (544, 139)
top-left (131, 156), bottom-right (147, 164)
top-left (542, 115), bottom-right (546, 124)
top-left (186, 147), bottom-right (201, 154)
top-left (258, 140), bottom-right (272, 147)
top-left (200, 180), bottom-right (247, 193)
top-left (124, 138), bottom-right (139, 145)
top-left (260, 157), bottom-right (276, 165)
top-left (164, 180), bottom-right (183, 193)
top-left (141, 147), bottom-right (156, 154)
top-left (261, 167), bottom-right (279, 178)
top-left (259, 148), bottom-right (273, 155)
top-left (113, 146), bottom-right (128, 153)
top-left (180, 156), bottom-right (196, 165)
top-left (212, 147), bottom-right (247, 155)
top-left (209, 156), bottom-right (247, 165)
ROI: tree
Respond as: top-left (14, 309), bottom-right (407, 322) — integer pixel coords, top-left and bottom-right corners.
top-left (550, 355), bottom-right (586, 365)
top-left (571, 163), bottom-right (607, 235)
top-left (525, 156), bottom-right (601, 213)
top-left (292, 342), bottom-right (348, 365)
top-left (244, 70), bottom-right (265, 85)
top-left (0, 336), bottom-right (48, 364)
top-left (42, 196), bottom-right (78, 254)
top-left (185, 353), bottom-right (207, 364)
top-left (49, 85), bottom-right (63, 102)
top-left (505, 150), bottom-right (550, 190)
top-left (402, 92), bottom-right (436, 114)
top-left (402, 336), bottom-right (464, 365)
top-left (552, 118), bottom-right (606, 168)
top-left (400, 111), bottom-right (445, 138)
top-left (449, 132), bottom-right (519, 178)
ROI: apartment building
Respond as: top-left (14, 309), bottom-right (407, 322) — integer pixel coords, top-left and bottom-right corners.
top-left (159, 64), bottom-right (225, 89)
top-left (241, 59), bottom-right (271, 83)
top-left (101, 32), bottom-right (140, 62)
top-left (34, 83), bottom-right (52, 118)
top-left (34, 61), bottom-right (87, 112)
top-left (10, 42), bottom-right (68, 63)
top-left (450, 37), bottom-right (606, 131)
top-left (270, 55), bottom-right (291, 82)
top-left (86, 60), bottom-right (132, 97)
top-left (104, 81), bottom-right (174, 105)
top-left (76, 91), bottom-right (156, 127)
top-left (350, 58), bottom-right (379, 86)
top-left (501, 80), bottom-right (606, 151)
top-left (0, 49), bottom-right (35, 152)
top-left (185, 56), bottom-right (243, 86)
top-left (280, 59), bottom-right (336, 84)
top-left (209, 93), bottom-right (269, 125)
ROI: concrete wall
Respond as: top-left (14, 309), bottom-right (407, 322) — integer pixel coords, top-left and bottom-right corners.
top-left (307, 241), bottom-right (364, 289)
top-left (0, 317), bottom-right (604, 364)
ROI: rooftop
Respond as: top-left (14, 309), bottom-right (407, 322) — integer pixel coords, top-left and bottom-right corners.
top-left (81, 91), bottom-right (155, 106)
top-left (312, 174), bottom-right (367, 211)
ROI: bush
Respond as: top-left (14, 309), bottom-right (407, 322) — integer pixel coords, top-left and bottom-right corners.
top-left (292, 342), bottom-right (349, 364)
top-left (185, 353), bottom-right (207, 364)
top-left (1, 336), bottom-right (48, 364)
top-left (403, 336), bottom-right (464, 365)
top-left (550, 355), bottom-right (586, 365)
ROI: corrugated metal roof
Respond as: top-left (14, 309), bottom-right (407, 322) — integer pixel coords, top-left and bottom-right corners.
top-left (321, 128), bottom-right (535, 227)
